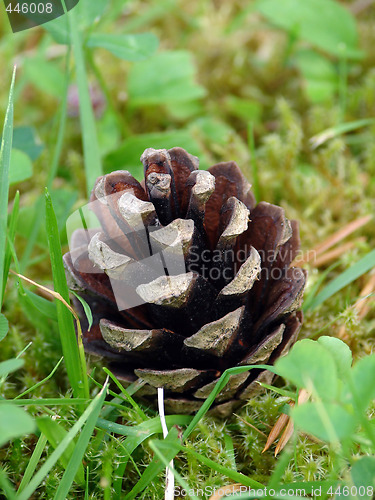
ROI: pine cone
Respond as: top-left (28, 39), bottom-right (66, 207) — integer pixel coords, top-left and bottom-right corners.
top-left (64, 147), bottom-right (306, 417)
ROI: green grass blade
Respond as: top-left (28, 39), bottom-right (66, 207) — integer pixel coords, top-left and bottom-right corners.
top-left (307, 249), bottom-right (375, 310)
top-left (2, 190), bottom-right (19, 299)
top-left (67, 6), bottom-right (103, 195)
top-left (96, 414), bottom-right (192, 438)
top-left (174, 441), bottom-right (265, 489)
top-left (248, 122), bottom-right (261, 201)
top-left (45, 189), bottom-right (88, 400)
top-left (0, 67), bottom-right (16, 308)
top-left (102, 367), bottom-right (148, 421)
top-left (15, 383), bottom-right (107, 500)
top-left (302, 261), bottom-right (340, 312)
top-left (182, 363), bottom-right (275, 440)
top-left (14, 357), bottom-right (63, 400)
top-left (17, 434), bottom-right (48, 494)
top-left (310, 118), bottom-right (375, 148)
top-left (38, 416), bottom-right (85, 486)
top-left (53, 380), bottom-right (108, 500)
top-left (2, 398), bottom-right (90, 406)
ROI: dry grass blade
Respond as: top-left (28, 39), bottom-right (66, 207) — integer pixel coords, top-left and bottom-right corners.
top-left (295, 214), bottom-right (372, 267)
top-left (274, 418), bottom-right (294, 456)
top-left (10, 270), bottom-right (79, 323)
top-left (208, 483), bottom-right (246, 499)
top-left (262, 412), bottom-right (290, 453)
top-left (263, 390), bottom-right (310, 455)
top-left (338, 270), bottom-right (375, 341)
top-left (313, 238), bottom-right (365, 268)
top-left (234, 414), bottom-right (268, 438)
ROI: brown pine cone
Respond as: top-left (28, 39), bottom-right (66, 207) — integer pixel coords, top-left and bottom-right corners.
top-left (64, 147), bottom-right (306, 417)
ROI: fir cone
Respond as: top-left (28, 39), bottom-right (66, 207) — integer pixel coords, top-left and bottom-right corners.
top-left (64, 147), bottom-right (306, 417)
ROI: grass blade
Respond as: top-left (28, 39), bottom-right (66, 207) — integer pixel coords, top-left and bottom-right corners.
top-left (67, 5), bottom-right (103, 195)
top-left (310, 118), bottom-right (375, 148)
top-left (307, 249), bottom-right (375, 310)
top-left (248, 122), bottom-right (261, 201)
top-left (15, 383), bottom-right (107, 500)
top-left (17, 434), bottom-right (48, 494)
top-left (38, 416), bottom-right (85, 486)
top-left (2, 191), bottom-right (19, 299)
top-left (14, 357), bottom-right (63, 400)
top-left (53, 378), bottom-right (107, 499)
top-left (0, 67), bottom-right (16, 308)
top-left (45, 189), bottom-right (88, 400)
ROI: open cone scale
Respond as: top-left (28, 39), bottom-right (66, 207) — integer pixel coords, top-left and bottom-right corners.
top-left (64, 147), bottom-right (306, 416)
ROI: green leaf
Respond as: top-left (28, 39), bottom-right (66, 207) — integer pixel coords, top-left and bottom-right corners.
top-left (0, 68), bottom-right (16, 307)
top-left (275, 339), bottom-right (338, 399)
top-left (225, 95), bottom-right (262, 123)
top-left (104, 130), bottom-right (205, 180)
top-left (86, 33), bottom-right (159, 61)
top-left (71, 292), bottom-right (92, 331)
top-left (350, 456), bottom-right (375, 490)
top-left (292, 401), bottom-right (356, 443)
top-left (344, 355), bottom-right (375, 412)
top-left (44, 0), bottom-right (107, 44)
top-left (128, 51), bottom-right (206, 106)
top-left (254, 0), bottom-right (361, 58)
top-left (307, 249), bottom-right (375, 310)
top-left (293, 49), bottom-right (337, 103)
top-left (37, 417), bottom-right (85, 485)
top-left (190, 116), bottom-right (234, 145)
top-left (0, 314), bottom-right (9, 342)
top-left (9, 150), bottom-right (33, 185)
top-left (23, 58), bottom-right (65, 98)
top-left (43, 13), bottom-right (70, 44)
top-left (0, 127), bottom-right (43, 161)
top-left (24, 290), bottom-right (58, 321)
top-left (317, 336), bottom-right (352, 381)
top-left (0, 358), bottom-right (24, 379)
top-left (0, 403), bottom-right (35, 448)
